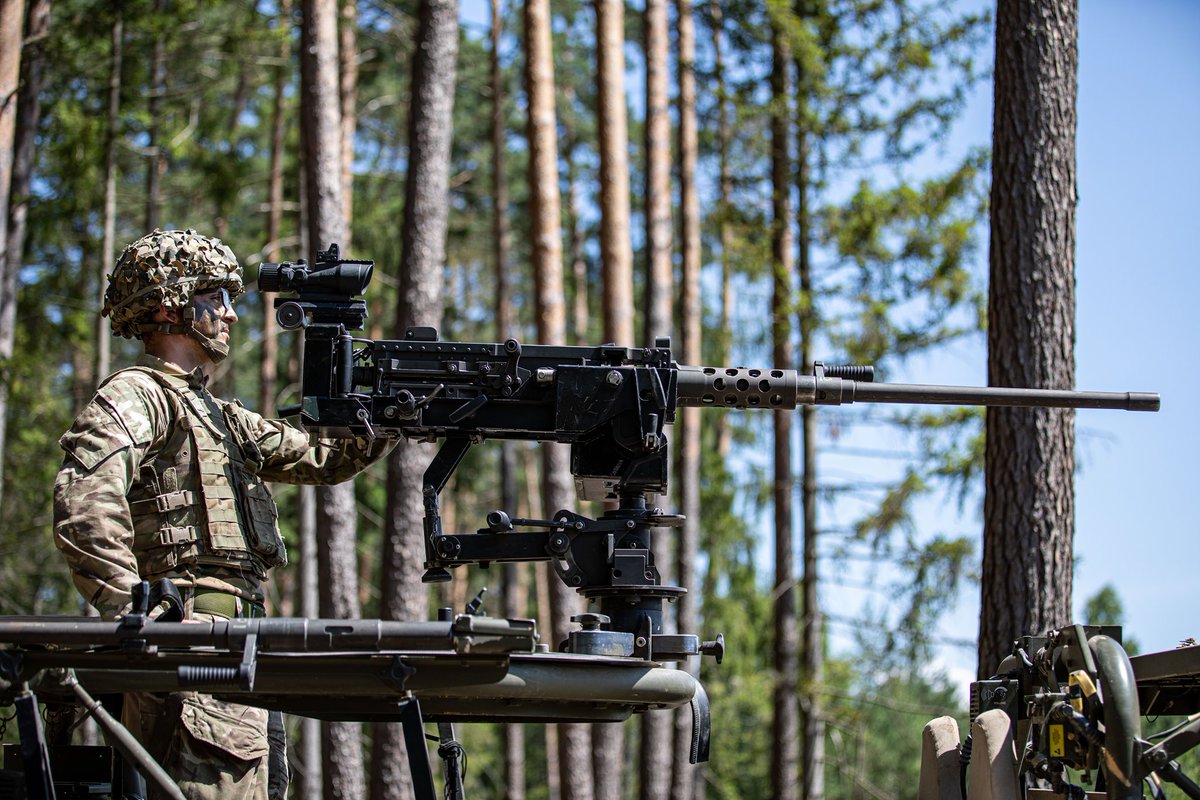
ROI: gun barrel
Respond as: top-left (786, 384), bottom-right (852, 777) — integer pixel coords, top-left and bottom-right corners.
top-left (850, 382), bottom-right (1160, 412)
top-left (676, 366), bottom-right (1160, 412)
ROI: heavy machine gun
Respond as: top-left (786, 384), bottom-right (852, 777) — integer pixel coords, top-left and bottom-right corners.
top-left (0, 244), bottom-right (1161, 800)
top-left (260, 245), bottom-right (1158, 663)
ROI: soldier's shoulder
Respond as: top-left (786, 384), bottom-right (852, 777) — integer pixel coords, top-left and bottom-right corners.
top-left (61, 368), bottom-right (179, 465)
top-left (98, 366), bottom-right (177, 400)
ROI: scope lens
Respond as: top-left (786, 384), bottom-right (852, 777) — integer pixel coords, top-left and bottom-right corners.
top-left (257, 262), bottom-right (298, 293)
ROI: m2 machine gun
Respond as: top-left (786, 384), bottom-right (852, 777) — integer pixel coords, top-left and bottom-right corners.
top-left (0, 244), bottom-right (1159, 800)
top-left (260, 245), bottom-right (1157, 662)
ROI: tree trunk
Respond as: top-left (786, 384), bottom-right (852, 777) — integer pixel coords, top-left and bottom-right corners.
top-left (639, 0), bottom-right (673, 796)
top-left (300, 1), bottom-right (365, 795)
top-left (372, 1), bottom-right (456, 797)
top-left (795, 69), bottom-right (824, 800)
top-left (523, 449), bottom-right (562, 800)
top-left (564, 129), bottom-right (588, 344)
top-left (710, 0), bottom-right (733, 458)
top-left (770, 23), bottom-right (799, 800)
top-left (670, 0), bottom-right (701, 797)
top-left (95, 12), bottom-right (122, 384)
top-left (316, 485), bottom-right (365, 799)
top-left (490, 1), bottom-right (525, 795)
top-left (524, 0), bottom-right (593, 795)
top-left (144, 0), bottom-right (166, 231)
top-left (296, 486), bottom-right (322, 799)
top-left (0, 0), bottom-right (44, 509)
top-left (642, 0), bottom-right (671, 348)
top-left (979, 0), bottom-right (1078, 679)
top-left (260, 0), bottom-right (291, 418)
top-left (593, 0), bottom-right (633, 792)
top-left (339, 0), bottom-right (357, 229)
top-left (595, 0), bottom-right (633, 347)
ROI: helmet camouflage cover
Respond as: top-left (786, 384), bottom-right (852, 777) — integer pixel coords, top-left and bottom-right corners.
top-left (103, 229), bottom-right (244, 339)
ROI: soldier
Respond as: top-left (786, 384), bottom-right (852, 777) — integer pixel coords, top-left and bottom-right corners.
top-left (53, 229), bottom-right (392, 799)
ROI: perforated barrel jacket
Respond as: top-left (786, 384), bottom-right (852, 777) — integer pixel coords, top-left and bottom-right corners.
top-left (53, 354), bottom-right (392, 618)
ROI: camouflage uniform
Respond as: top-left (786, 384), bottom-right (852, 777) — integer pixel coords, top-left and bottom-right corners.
top-left (53, 230), bottom-right (391, 800)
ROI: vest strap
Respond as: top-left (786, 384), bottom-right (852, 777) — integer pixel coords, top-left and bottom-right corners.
top-left (158, 526), bottom-right (198, 547)
top-left (131, 490), bottom-right (197, 514)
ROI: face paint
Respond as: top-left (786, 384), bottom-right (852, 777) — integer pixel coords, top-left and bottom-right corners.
top-left (185, 288), bottom-right (236, 362)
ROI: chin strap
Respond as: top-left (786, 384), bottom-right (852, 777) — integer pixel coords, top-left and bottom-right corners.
top-left (181, 306), bottom-right (230, 362)
top-left (135, 314), bottom-right (230, 363)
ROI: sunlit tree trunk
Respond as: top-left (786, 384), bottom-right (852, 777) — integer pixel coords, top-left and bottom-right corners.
top-left (260, 0), bottom-right (291, 419)
top-left (0, 0), bottom-right (44, 509)
top-left (95, 12), bottom-right (122, 384)
top-left (490, 1), bottom-right (525, 795)
top-left (338, 0), bottom-right (357, 229)
top-left (638, 0), bottom-right (674, 795)
top-left (710, 0), bottom-right (733, 458)
top-left (795, 51), bottom-right (824, 800)
top-left (526, 0), bottom-right (593, 795)
top-left (372, 1), bottom-right (456, 798)
top-left (642, 0), bottom-right (671, 348)
top-left (300, 1), bottom-right (365, 796)
top-left (770, 21), bottom-right (799, 800)
top-left (595, 0), bottom-right (633, 348)
top-left (979, 0), bottom-right (1077, 679)
top-left (593, 0), bottom-right (634, 791)
top-left (564, 124), bottom-right (589, 345)
top-left (670, 0), bottom-right (702, 797)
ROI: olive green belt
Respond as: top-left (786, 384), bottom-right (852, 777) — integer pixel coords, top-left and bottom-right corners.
top-left (192, 588), bottom-right (266, 619)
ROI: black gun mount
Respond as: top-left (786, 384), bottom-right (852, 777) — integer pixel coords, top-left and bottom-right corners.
top-left (265, 246), bottom-right (1159, 661)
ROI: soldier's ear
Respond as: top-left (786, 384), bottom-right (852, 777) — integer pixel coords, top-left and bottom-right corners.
top-left (152, 304), bottom-right (182, 324)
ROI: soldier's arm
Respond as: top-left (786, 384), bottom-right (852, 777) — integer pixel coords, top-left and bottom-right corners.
top-left (53, 378), bottom-right (164, 619)
top-left (235, 406), bottom-right (394, 485)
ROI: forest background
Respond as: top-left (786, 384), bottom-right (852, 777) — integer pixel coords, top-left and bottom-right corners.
top-left (0, 0), bottom-right (1195, 799)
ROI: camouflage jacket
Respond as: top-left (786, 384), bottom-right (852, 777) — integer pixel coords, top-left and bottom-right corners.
top-left (54, 354), bottom-right (392, 618)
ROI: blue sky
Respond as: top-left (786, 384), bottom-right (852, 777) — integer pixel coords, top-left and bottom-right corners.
top-left (825, 0), bottom-right (1200, 678)
top-left (891, 0), bottom-right (1200, 674)
top-left (1064, 0), bottom-right (1199, 654)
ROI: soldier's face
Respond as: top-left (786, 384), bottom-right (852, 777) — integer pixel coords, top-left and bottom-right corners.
top-left (190, 288), bottom-right (238, 343)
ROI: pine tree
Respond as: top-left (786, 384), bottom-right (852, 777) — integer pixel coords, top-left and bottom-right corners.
top-left (979, 0), bottom-right (1078, 679)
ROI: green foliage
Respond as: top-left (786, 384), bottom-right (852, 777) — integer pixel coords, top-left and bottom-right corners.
top-left (823, 662), bottom-right (965, 800)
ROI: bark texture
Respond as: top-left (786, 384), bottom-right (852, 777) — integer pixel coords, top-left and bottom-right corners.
top-left (642, 0), bottom-right (671, 348)
top-left (671, 0), bottom-right (702, 797)
top-left (770, 24), bottom-right (799, 800)
top-left (491, 1), bottom-right (525, 795)
top-left (710, 0), bottom-right (733, 458)
top-left (373, 0), bottom-right (456, 797)
top-left (595, 0), bottom-right (633, 348)
top-left (316, 483), bottom-right (365, 800)
top-left (338, 0), bottom-right (358, 230)
top-left (795, 42), bottom-right (824, 800)
top-left (525, 1), bottom-right (593, 794)
top-left (638, 0), bottom-right (674, 796)
top-left (979, 0), bottom-right (1078, 679)
top-left (300, 0), bottom-right (364, 795)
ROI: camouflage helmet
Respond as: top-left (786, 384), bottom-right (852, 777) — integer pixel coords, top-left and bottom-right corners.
top-left (103, 229), bottom-right (244, 339)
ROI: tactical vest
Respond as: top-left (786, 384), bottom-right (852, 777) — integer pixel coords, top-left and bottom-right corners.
top-left (111, 368), bottom-right (289, 579)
